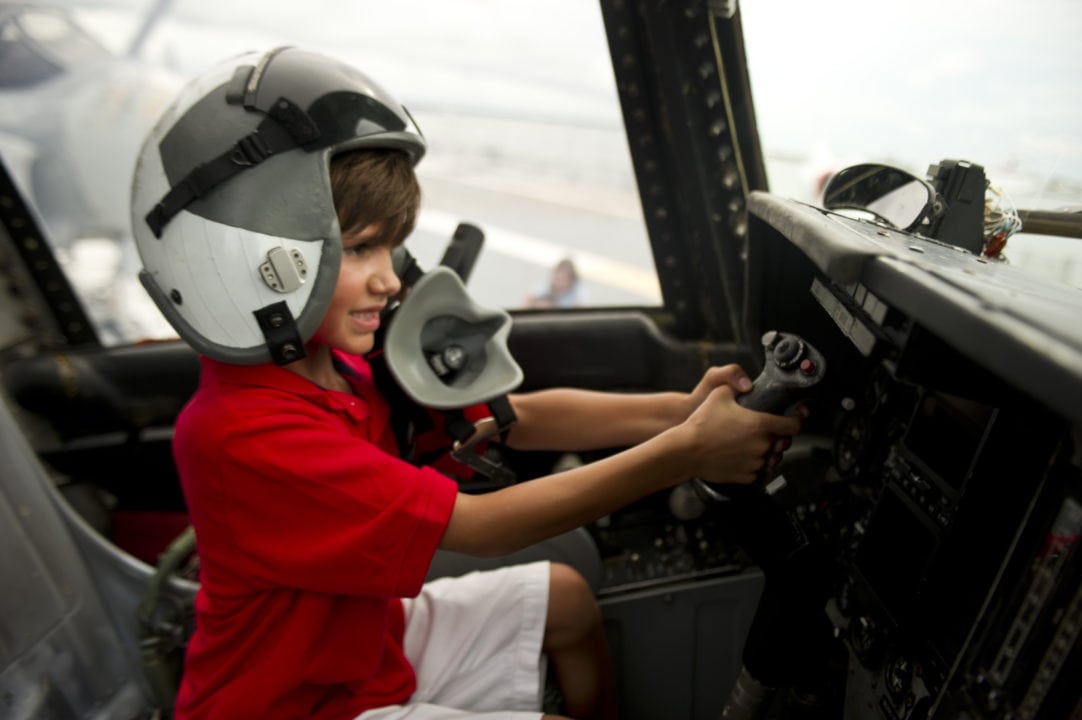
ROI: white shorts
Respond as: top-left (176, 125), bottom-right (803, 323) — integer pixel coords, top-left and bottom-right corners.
top-left (356, 560), bottom-right (550, 720)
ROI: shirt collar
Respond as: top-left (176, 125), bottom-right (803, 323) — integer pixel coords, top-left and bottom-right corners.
top-left (198, 351), bottom-right (383, 415)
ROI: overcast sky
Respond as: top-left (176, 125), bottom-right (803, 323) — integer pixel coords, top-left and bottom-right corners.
top-left (73, 0), bottom-right (1082, 203)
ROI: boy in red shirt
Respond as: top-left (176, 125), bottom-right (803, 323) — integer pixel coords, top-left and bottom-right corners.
top-left (132, 47), bottom-right (800, 720)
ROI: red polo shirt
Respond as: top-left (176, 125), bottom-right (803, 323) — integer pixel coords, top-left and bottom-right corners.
top-left (173, 352), bottom-right (459, 720)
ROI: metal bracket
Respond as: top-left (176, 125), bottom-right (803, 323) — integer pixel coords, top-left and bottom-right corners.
top-left (451, 417), bottom-right (517, 486)
top-left (259, 246), bottom-right (308, 293)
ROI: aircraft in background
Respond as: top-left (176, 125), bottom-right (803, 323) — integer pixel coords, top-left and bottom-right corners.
top-left (0, 2), bottom-right (183, 248)
top-left (0, 2), bottom-right (181, 340)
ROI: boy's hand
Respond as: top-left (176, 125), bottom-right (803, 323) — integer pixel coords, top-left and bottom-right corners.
top-left (683, 364), bottom-right (754, 421)
top-left (679, 385), bottom-right (802, 486)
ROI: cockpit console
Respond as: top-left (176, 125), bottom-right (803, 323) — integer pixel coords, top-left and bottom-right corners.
top-left (745, 188), bottom-right (1082, 720)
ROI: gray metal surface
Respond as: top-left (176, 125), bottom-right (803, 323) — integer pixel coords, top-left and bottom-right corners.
top-left (600, 570), bottom-right (765, 720)
top-left (0, 396), bottom-right (149, 719)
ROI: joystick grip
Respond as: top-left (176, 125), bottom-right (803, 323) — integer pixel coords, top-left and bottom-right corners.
top-left (736, 331), bottom-right (825, 415)
top-left (693, 331), bottom-right (825, 504)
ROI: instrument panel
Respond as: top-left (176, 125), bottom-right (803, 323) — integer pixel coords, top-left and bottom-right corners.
top-left (746, 193), bottom-right (1082, 720)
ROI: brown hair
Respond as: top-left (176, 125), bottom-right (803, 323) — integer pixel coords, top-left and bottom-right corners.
top-left (329, 149), bottom-right (421, 246)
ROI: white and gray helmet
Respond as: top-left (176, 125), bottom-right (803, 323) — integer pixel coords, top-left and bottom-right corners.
top-left (131, 47), bottom-right (425, 364)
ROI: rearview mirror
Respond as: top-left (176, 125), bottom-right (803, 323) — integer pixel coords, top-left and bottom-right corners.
top-left (822, 163), bottom-right (941, 232)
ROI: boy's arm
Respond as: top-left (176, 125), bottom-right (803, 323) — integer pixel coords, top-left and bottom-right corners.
top-left (505, 364), bottom-right (754, 451)
top-left (505, 388), bottom-right (687, 451)
top-left (441, 384), bottom-right (800, 557)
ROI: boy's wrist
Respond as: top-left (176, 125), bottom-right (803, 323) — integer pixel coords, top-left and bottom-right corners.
top-left (653, 423), bottom-right (700, 485)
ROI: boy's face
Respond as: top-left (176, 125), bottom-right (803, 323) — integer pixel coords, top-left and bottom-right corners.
top-left (311, 221), bottom-right (401, 356)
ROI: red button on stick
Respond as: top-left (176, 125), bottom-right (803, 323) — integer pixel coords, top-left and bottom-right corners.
top-left (800, 358), bottom-right (816, 375)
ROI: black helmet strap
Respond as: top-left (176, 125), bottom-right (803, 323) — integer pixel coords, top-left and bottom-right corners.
top-left (253, 301), bottom-right (307, 366)
top-left (144, 56), bottom-right (321, 239)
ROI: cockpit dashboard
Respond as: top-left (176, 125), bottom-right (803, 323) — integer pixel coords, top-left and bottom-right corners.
top-left (744, 191), bottom-right (1082, 720)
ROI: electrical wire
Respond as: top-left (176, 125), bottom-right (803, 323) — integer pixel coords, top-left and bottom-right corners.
top-left (983, 181), bottom-right (1024, 258)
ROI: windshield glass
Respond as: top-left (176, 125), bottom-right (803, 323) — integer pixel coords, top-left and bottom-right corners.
top-left (4, 1), bottom-right (1079, 345)
top-left (740, 0), bottom-right (1082, 287)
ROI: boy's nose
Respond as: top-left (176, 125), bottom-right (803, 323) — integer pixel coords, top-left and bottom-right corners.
top-left (372, 248), bottom-right (402, 297)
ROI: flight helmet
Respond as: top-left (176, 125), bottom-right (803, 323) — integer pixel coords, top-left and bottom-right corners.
top-left (131, 46), bottom-right (426, 365)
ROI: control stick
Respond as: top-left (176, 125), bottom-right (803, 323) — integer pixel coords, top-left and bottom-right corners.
top-left (683, 333), bottom-right (836, 719)
top-left (694, 330), bottom-right (825, 503)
